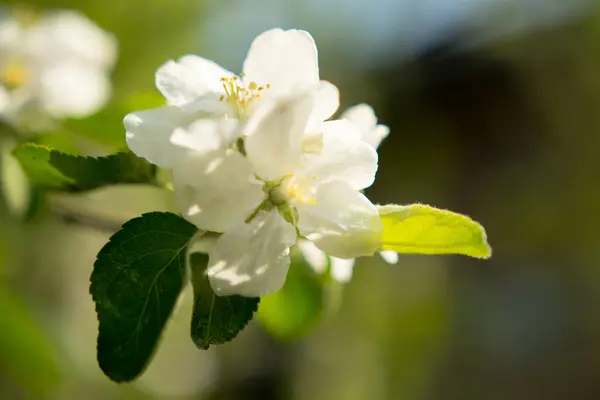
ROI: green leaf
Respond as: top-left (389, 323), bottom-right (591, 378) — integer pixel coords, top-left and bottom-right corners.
top-left (189, 252), bottom-right (259, 350)
top-left (12, 143), bottom-right (155, 191)
top-left (12, 144), bottom-right (73, 189)
top-left (90, 212), bottom-right (198, 382)
top-left (378, 204), bottom-right (492, 258)
top-left (257, 251), bottom-right (325, 341)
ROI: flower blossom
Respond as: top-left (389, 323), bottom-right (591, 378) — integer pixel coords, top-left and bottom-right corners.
top-left (125, 28), bottom-right (339, 169)
top-left (0, 8), bottom-right (117, 125)
top-left (125, 28), bottom-right (386, 297)
top-left (175, 93), bottom-right (382, 297)
top-left (300, 104), bottom-right (397, 283)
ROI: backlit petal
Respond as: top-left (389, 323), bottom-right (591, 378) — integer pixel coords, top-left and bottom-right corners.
top-left (330, 257), bottom-right (356, 283)
top-left (124, 106), bottom-right (197, 168)
top-left (297, 240), bottom-right (328, 275)
top-left (342, 104), bottom-right (390, 148)
top-left (172, 149), bottom-right (264, 232)
top-left (156, 55), bottom-right (233, 109)
top-left (208, 210), bottom-right (297, 297)
top-left (379, 250), bottom-right (399, 264)
top-left (301, 119), bottom-right (378, 190)
top-left (297, 180), bottom-right (382, 258)
top-left (243, 29), bottom-right (319, 98)
top-left (310, 81), bottom-right (339, 127)
top-left (245, 93), bottom-right (313, 180)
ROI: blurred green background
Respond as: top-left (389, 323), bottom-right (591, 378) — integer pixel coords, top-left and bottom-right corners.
top-left (2, 0), bottom-right (600, 398)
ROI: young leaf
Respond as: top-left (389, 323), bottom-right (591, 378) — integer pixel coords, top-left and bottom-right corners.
top-left (12, 143), bottom-right (155, 191)
top-left (378, 204), bottom-right (491, 258)
top-left (257, 252), bottom-right (325, 341)
top-left (12, 144), bottom-right (73, 189)
top-left (90, 212), bottom-right (198, 382)
top-left (189, 252), bottom-right (259, 350)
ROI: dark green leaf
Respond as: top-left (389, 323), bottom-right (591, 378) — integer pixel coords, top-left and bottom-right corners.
top-left (189, 252), bottom-right (259, 350)
top-left (257, 251), bottom-right (325, 341)
top-left (13, 143), bottom-right (155, 191)
top-left (90, 212), bottom-right (197, 382)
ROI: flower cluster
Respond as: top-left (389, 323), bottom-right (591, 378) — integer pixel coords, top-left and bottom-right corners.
top-left (125, 29), bottom-right (395, 297)
top-left (0, 8), bottom-right (117, 127)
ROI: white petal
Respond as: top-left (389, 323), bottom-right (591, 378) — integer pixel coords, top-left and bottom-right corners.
top-left (367, 125), bottom-right (391, 149)
top-left (330, 257), bottom-right (356, 283)
top-left (310, 81), bottom-right (339, 127)
top-left (170, 118), bottom-right (241, 155)
top-left (379, 250), bottom-right (399, 264)
top-left (172, 149), bottom-right (264, 232)
top-left (39, 63), bottom-right (110, 118)
top-left (208, 210), bottom-right (297, 297)
top-left (0, 18), bottom-right (23, 51)
top-left (124, 106), bottom-right (197, 168)
top-left (301, 119), bottom-right (378, 190)
top-left (297, 240), bottom-right (328, 275)
top-left (25, 10), bottom-right (117, 68)
top-left (242, 29), bottom-right (319, 98)
top-left (245, 93), bottom-right (313, 180)
top-left (342, 104), bottom-right (390, 149)
top-left (341, 104), bottom-right (377, 135)
top-left (155, 55), bottom-right (233, 109)
top-left (297, 180), bottom-right (383, 258)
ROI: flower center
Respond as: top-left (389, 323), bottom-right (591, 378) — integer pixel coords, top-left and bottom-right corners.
top-left (1, 60), bottom-right (29, 90)
top-left (219, 75), bottom-right (270, 120)
top-left (270, 174), bottom-right (316, 206)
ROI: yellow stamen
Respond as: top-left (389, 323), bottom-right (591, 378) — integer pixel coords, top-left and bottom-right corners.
top-left (1, 61), bottom-right (29, 89)
top-left (218, 74), bottom-right (271, 120)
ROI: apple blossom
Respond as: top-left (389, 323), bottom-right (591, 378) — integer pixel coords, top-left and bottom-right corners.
top-left (125, 28), bottom-right (338, 169)
top-left (0, 8), bottom-right (117, 125)
top-left (172, 93), bottom-right (382, 297)
top-left (299, 103), bottom-right (397, 283)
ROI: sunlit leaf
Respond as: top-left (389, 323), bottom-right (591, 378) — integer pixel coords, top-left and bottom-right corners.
top-left (13, 143), bottom-right (155, 191)
top-left (378, 204), bottom-right (491, 258)
top-left (189, 252), bottom-right (259, 350)
top-left (90, 212), bottom-right (197, 382)
top-left (257, 251), bottom-right (325, 341)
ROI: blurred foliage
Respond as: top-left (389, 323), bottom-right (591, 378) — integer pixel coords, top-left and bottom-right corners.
top-left (257, 251), bottom-right (326, 341)
top-left (0, 281), bottom-right (62, 398)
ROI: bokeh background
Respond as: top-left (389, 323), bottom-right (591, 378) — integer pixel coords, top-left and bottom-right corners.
top-left (2, 0), bottom-right (600, 399)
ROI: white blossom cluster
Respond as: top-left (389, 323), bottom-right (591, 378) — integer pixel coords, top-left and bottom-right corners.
top-left (125, 29), bottom-right (397, 297)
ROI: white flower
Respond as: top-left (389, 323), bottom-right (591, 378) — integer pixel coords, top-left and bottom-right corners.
top-left (174, 93), bottom-right (382, 297)
top-left (125, 28), bottom-right (339, 169)
top-left (342, 103), bottom-right (390, 149)
top-left (299, 103), bottom-right (396, 283)
top-left (0, 9), bottom-right (117, 124)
